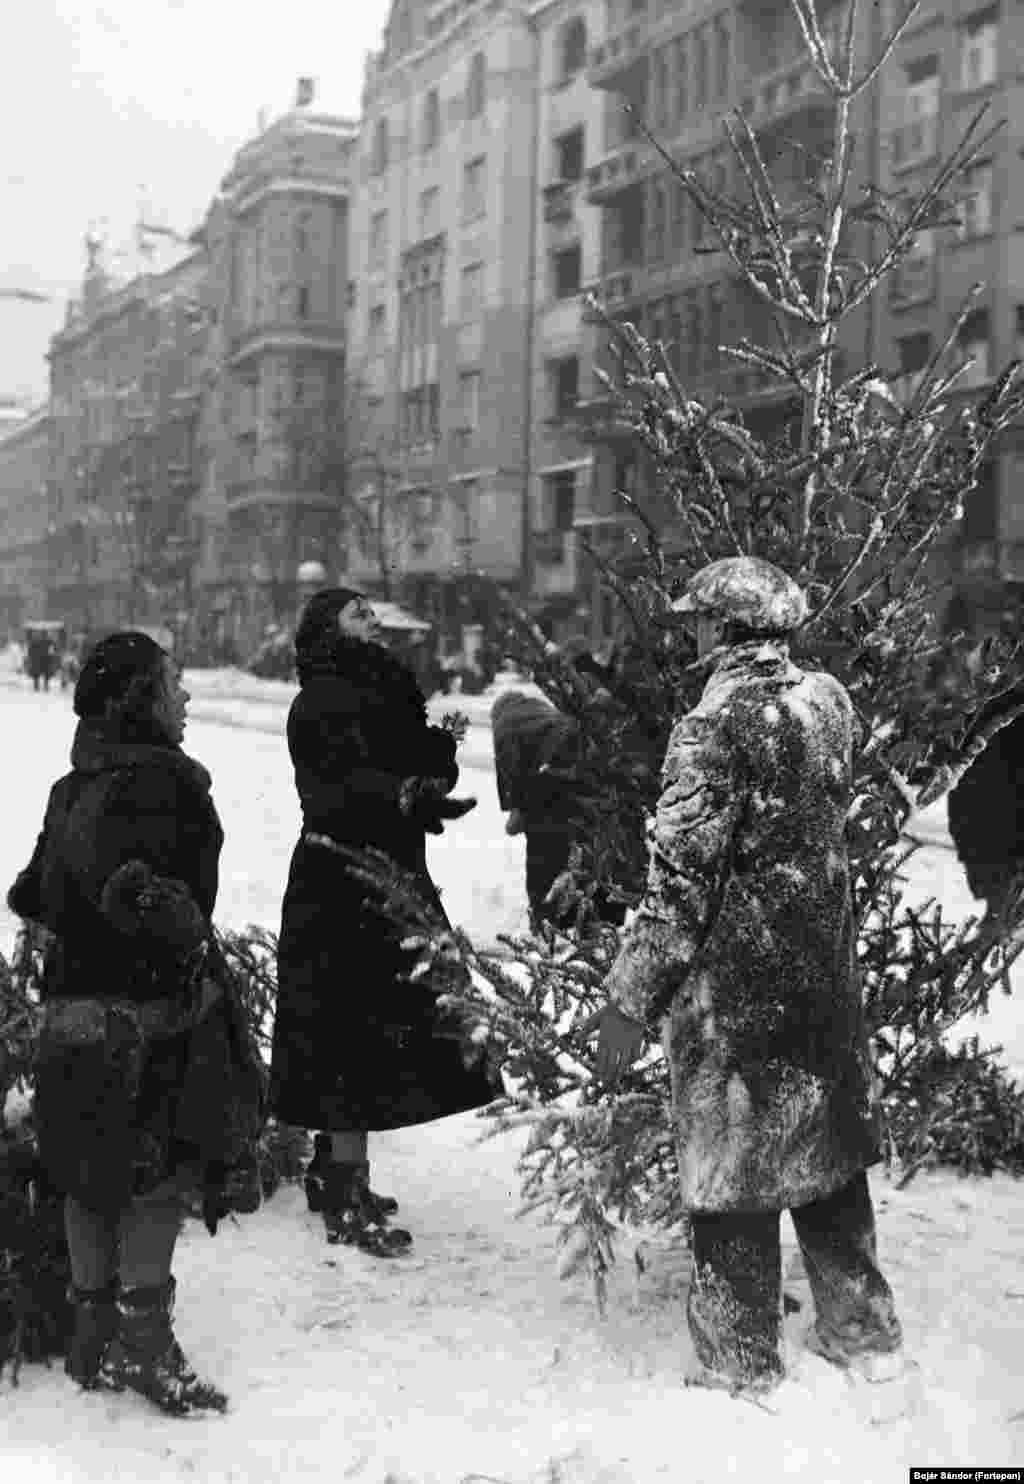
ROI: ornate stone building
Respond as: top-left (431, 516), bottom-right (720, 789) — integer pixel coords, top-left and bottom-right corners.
top-left (192, 94), bottom-right (358, 657)
top-left (47, 243), bottom-right (207, 639)
top-left (0, 403), bottom-right (51, 637)
top-left (344, 0), bottom-right (604, 648)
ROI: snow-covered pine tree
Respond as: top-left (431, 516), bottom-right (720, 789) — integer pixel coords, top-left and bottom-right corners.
top-left (354, 0), bottom-right (1024, 1298)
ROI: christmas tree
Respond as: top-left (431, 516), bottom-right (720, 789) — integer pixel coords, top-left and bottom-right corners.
top-left (357, 0), bottom-right (1024, 1306)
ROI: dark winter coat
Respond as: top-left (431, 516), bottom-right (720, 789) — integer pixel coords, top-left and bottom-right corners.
top-left (269, 636), bottom-right (499, 1131)
top-left (7, 721), bottom-right (265, 1214)
top-left (947, 685), bottom-right (1024, 907)
top-left (605, 639), bottom-right (880, 1214)
top-left (491, 691), bottom-right (583, 914)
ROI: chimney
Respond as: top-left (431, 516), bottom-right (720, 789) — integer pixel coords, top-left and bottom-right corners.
top-left (295, 77), bottom-right (315, 109)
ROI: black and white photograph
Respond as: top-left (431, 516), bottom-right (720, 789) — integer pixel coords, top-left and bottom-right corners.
top-left (2, 0), bottom-right (1024, 1479)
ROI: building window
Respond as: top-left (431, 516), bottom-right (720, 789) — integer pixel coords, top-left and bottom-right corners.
top-left (714, 17), bottom-right (731, 100)
top-left (957, 159), bottom-right (994, 239)
top-left (466, 51), bottom-right (486, 118)
top-left (673, 36), bottom-right (688, 124)
top-left (649, 180), bottom-right (667, 263)
top-left (707, 281), bottom-right (725, 367)
top-left (683, 289), bottom-right (702, 378)
top-left (652, 46), bottom-right (670, 131)
top-left (672, 178), bottom-right (688, 254)
top-left (543, 469), bottom-right (576, 532)
top-left (552, 243), bottom-right (582, 298)
top-left (560, 16), bottom-right (587, 79)
top-left (549, 355), bottom-right (579, 419)
top-left (422, 88), bottom-right (441, 153)
top-left (460, 262), bottom-right (484, 320)
top-left (368, 303), bottom-right (387, 356)
top-left (694, 27), bottom-right (708, 110)
top-left (457, 369), bottom-right (480, 428)
top-left (958, 307), bottom-right (991, 387)
top-left (371, 118), bottom-right (389, 175)
top-left (296, 284), bottom-right (310, 319)
top-left (462, 156), bottom-right (486, 223)
top-left (369, 210), bottom-right (388, 271)
top-left (1016, 304), bottom-right (1024, 362)
top-left (418, 186), bottom-right (441, 240)
top-left (893, 57), bottom-right (939, 168)
top-left (959, 7), bottom-right (999, 92)
top-left (891, 228), bottom-right (936, 305)
top-left (554, 126), bottom-right (585, 183)
top-left (895, 330), bottom-right (932, 400)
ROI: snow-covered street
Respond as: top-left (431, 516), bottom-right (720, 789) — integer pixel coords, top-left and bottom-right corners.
top-left (2, 670), bottom-right (1024, 1482)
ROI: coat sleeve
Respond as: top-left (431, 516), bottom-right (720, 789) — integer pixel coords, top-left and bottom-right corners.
top-left (604, 709), bottom-right (743, 1025)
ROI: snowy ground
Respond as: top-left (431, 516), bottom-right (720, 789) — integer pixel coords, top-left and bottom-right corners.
top-left (1, 667), bottom-right (1023, 1482)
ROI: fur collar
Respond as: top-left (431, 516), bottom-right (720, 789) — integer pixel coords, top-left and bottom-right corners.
top-left (70, 720), bottom-right (213, 794)
top-left (298, 635), bottom-right (427, 722)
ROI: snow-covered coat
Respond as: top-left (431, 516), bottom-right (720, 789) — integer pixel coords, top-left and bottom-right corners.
top-left (605, 639), bottom-right (880, 1213)
top-left (270, 636), bottom-right (499, 1131)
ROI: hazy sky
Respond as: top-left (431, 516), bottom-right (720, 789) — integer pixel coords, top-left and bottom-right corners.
top-left (0, 0), bottom-right (393, 405)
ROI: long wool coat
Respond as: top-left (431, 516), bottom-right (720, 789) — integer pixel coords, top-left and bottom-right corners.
top-left (8, 721), bottom-right (262, 1214)
top-left (269, 637), bottom-right (498, 1131)
top-left (605, 639), bottom-right (880, 1214)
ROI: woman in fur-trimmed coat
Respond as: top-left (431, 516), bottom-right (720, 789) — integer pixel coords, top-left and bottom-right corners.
top-left (269, 588), bottom-right (498, 1257)
top-left (7, 631), bottom-right (264, 1416)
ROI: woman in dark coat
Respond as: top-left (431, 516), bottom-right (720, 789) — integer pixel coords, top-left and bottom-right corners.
top-left (7, 632), bottom-right (263, 1415)
top-left (269, 588), bottom-right (496, 1257)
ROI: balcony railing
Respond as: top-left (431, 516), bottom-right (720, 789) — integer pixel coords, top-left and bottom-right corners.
top-left (229, 319), bottom-right (346, 362)
top-left (584, 147), bottom-right (652, 204)
top-left (586, 18), bottom-right (649, 91)
top-left (741, 55), bottom-right (832, 127)
top-left (542, 181), bottom-right (577, 223)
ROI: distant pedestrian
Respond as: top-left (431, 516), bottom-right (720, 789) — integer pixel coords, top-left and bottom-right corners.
top-left (947, 680), bottom-right (1024, 915)
top-left (7, 631), bottom-right (265, 1415)
top-left (585, 558), bottom-right (905, 1395)
top-left (269, 588), bottom-right (497, 1258)
top-left (491, 688), bottom-right (582, 922)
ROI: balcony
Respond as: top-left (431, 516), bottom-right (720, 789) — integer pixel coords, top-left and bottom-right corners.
top-left (587, 13), bottom-right (649, 93)
top-left (741, 54), bottom-right (833, 130)
top-left (580, 269), bottom-right (640, 322)
top-left (229, 319), bottom-right (346, 367)
top-left (585, 146), bottom-right (653, 205)
top-left (542, 181), bottom-right (577, 224)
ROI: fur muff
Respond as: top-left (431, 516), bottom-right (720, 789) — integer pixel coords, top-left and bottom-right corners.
top-left (99, 861), bottom-right (209, 960)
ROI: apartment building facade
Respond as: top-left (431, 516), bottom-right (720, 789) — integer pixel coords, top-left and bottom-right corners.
top-left (47, 245), bottom-right (208, 637)
top-left (193, 100), bottom-right (358, 656)
top-left (343, 0), bottom-right (603, 646)
top-left (0, 404), bottom-right (52, 636)
top-left (872, 0), bottom-right (1024, 627)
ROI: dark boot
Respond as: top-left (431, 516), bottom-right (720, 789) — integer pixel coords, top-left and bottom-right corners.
top-left (320, 1163), bottom-right (411, 1258)
top-left (65, 1281), bottom-right (118, 1388)
top-left (98, 1278), bottom-right (228, 1416)
top-left (305, 1139), bottom-right (398, 1220)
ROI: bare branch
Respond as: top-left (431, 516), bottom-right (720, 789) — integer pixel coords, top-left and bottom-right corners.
top-left (851, 0), bottom-right (923, 97)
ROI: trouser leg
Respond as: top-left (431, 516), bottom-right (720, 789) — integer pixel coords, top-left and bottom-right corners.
top-left (687, 1210), bottom-right (784, 1384)
top-left (790, 1172), bottom-right (902, 1360)
top-left (118, 1176), bottom-right (187, 1292)
top-left (64, 1196), bottom-right (119, 1291)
